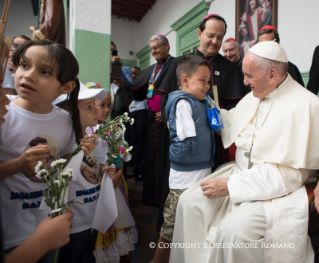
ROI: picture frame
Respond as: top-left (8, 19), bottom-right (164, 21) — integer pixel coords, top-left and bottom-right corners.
top-left (236, 0), bottom-right (277, 56)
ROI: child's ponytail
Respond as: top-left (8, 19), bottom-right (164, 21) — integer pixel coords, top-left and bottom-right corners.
top-left (67, 78), bottom-right (82, 144)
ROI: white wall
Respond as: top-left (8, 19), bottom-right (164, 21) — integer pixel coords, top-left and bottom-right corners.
top-left (1, 0), bottom-right (37, 39)
top-left (277, 0), bottom-right (319, 72)
top-left (208, 0), bottom-right (319, 72)
top-left (4, 0), bottom-right (319, 72)
top-left (111, 0), bottom-right (201, 64)
top-left (136, 0), bottom-right (202, 64)
top-left (111, 16), bottom-right (139, 61)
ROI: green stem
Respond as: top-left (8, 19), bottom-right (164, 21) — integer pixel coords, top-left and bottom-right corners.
top-left (61, 183), bottom-right (67, 209)
top-left (66, 145), bottom-right (81, 161)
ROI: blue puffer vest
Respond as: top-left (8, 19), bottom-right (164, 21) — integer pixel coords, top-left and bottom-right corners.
top-left (165, 91), bottom-right (215, 171)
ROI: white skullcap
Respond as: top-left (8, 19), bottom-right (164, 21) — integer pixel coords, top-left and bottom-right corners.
top-left (249, 41), bottom-right (288, 63)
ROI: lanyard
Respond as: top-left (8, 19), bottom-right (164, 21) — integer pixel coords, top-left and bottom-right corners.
top-left (149, 55), bottom-right (171, 85)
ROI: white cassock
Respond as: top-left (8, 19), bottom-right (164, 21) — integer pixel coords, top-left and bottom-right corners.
top-left (170, 74), bottom-right (319, 263)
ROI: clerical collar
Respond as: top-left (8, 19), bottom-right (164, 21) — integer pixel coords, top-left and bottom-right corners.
top-left (195, 48), bottom-right (217, 62)
top-left (263, 74), bottom-right (289, 100)
top-left (236, 57), bottom-right (242, 67)
top-left (157, 55), bottom-right (171, 64)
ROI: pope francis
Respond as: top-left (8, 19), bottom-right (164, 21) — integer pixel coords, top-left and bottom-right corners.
top-left (169, 41), bottom-right (319, 263)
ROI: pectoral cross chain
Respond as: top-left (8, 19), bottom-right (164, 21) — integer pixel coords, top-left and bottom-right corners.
top-left (244, 149), bottom-right (253, 169)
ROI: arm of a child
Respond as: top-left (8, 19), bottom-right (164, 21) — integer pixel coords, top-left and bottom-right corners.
top-left (80, 134), bottom-right (99, 156)
top-left (5, 208), bottom-right (73, 263)
top-left (175, 99), bottom-right (196, 141)
top-left (104, 160), bottom-right (123, 189)
top-left (0, 145), bottom-right (49, 181)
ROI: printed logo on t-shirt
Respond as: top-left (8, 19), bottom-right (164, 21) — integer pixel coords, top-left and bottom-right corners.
top-left (80, 152), bottom-right (100, 184)
top-left (23, 135), bottom-right (60, 183)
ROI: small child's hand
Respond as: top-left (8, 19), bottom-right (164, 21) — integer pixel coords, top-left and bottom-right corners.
top-left (34, 208), bottom-right (74, 252)
top-left (105, 165), bottom-right (122, 188)
top-left (18, 145), bottom-right (49, 173)
top-left (80, 135), bottom-right (98, 156)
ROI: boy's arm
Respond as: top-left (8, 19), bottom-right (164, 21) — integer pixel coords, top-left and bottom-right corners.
top-left (175, 99), bottom-right (196, 141)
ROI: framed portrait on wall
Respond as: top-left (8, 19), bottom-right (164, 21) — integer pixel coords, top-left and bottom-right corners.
top-left (236, 0), bottom-right (277, 56)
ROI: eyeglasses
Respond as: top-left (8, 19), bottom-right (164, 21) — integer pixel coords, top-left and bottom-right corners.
top-left (150, 43), bottom-right (166, 51)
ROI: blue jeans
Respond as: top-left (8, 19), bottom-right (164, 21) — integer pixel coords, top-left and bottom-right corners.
top-left (58, 229), bottom-right (97, 263)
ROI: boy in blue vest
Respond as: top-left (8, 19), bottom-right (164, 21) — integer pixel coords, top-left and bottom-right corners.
top-left (151, 55), bottom-right (215, 263)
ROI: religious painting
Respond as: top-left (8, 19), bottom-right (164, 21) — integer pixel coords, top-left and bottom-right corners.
top-left (236, 0), bottom-right (277, 57)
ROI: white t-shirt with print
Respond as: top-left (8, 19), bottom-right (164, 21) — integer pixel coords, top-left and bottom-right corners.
top-left (68, 140), bottom-right (107, 234)
top-left (0, 102), bottom-right (76, 249)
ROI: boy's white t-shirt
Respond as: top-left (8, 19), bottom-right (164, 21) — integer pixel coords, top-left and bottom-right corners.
top-left (68, 140), bottom-right (107, 234)
top-left (169, 99), bottom-right (211, 189)
top-left (0, 102), bottom-right (76, 249)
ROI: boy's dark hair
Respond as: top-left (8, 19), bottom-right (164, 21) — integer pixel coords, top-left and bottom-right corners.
top-left (13, 35), bottom-right (31, 41)
top-left (176, 55), bottom-right (210, 82)
top-left (12, 39), bottom-right (82, 144)
top-left (199, 15), bottom-right (227, 35)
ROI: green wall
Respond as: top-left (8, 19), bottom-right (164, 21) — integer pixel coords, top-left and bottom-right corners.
top-left (171, 1), bottom-right (209, 56)
top-left (301, 71), bottom-right (309, 87)
top-left (136, 45), bottom-right (150, 71)
top-left (74, 29), bottom-right (110, 91)
top-left (121, 59), bottom-right (137, 68)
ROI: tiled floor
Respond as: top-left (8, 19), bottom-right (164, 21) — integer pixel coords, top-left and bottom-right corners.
top-left (123, 171), bottom-right (170, 263)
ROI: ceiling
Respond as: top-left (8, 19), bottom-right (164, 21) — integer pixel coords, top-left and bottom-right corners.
top-left (112, 0), bottom-right (157, 22)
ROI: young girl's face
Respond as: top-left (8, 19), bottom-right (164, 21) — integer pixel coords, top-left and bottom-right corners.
top-left (13, 37), bottom-right (28, 51)
top-left (78, 98), bottom-right (99, 130)
top-left (14, 46), bottom-right (65, 106)
top-left (95, 94), bottom-right (111, 123)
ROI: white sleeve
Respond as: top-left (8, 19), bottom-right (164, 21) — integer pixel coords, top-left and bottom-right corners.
top-left (227, 163), bottom-right (312, 203)
top-left (175, 100), bottom-right (196, 141)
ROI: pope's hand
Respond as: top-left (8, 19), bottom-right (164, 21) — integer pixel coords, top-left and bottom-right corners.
top-left (201, 178), bottom-right (229, 199)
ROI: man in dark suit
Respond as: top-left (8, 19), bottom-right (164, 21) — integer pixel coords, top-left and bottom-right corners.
top-left (307, 45), bottom-right (319, 95)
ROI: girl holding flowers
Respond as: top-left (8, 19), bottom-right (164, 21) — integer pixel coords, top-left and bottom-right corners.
top-left (56, 82), bottom-right (108, 263)
top-left (86, 82), bottom-right (137, 263)
top-left (0, 40), bottom-right (95, 263)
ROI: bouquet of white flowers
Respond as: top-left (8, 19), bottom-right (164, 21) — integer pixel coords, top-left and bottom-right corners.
top-left (35, 158), bottom-right (77, 262)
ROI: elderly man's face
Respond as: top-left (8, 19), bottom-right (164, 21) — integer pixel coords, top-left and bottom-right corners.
top-left (242, 52), bottom-right (271, 99)
top-left (150, 39), bottom-right (169, 62)
top-left (197, 18), bottom-right (225, 57)
top-left (222, 41), bottom-right (241, 63)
